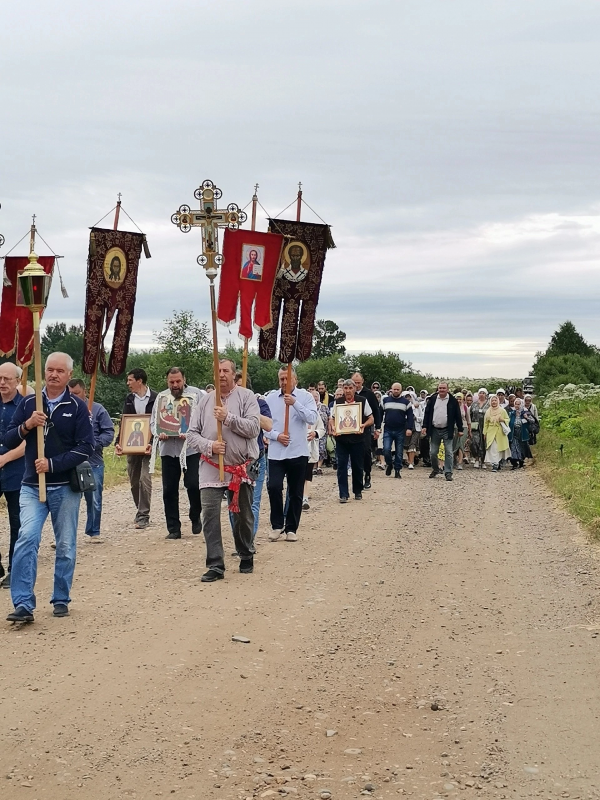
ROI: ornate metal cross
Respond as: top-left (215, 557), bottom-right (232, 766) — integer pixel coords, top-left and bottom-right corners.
top-left (171, 179), bottom-right (247, 279)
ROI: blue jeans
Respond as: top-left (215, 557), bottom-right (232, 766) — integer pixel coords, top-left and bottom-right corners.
top-left (229, 453), bottom-right (267, 540)
top-left (84, 463), bottom-right (104, 537)
top-left (383, 428), bottom-right (405, 470)
top-left (430, 426), bottom-right (454, 474)
top-left (11, 484), bottom-right (82, 612)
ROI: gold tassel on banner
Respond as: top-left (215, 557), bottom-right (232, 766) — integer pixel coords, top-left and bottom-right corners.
top-left (142, 235), bottom-right (151, 259)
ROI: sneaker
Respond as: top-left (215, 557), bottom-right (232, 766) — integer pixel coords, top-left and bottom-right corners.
top-left (385, 464), bottom-right (392, 476)
top-left (429, 470), bottom-right (438, 478)
top-left (445, 473), bottom-right (453, 481)
top-left (364, 478), bottom-right (372, 489)
top-left (492, 465), bottom-right (498, 472)
top-left (87, 535), bottom-right (104, 543)
top-left (408, 464), bottom-right (414, 470)
top-left (268, 529), bottom-right (284, 542)
top-left (165, 532), bottom-right (181, 539)
top-left (53, 603), bottom-right (69, 617)
top-left (339, 497), bottom-right (349, 504)
top-left (239, 558), bottom-right (254, 573)
top-left (135, 520), bottom-right (150, 530)
top-left (473, 463), bottom-right (480, 469)
top-left (192, 521), bottom-right (202, 535)
top-left (354, 493), bottom-right (363, 500)
top-left (285, 532), bottom-right (298, 542)
top-left (457, 464), bottom-right (463, 470)
top-left (201, 569), bottom-right (224, 583)
top-left (302, 498), bottom-right (310, 510)
top-left (394, 470), bottom-right (401, 479)
top-left (7, 606), bottom-right (34, 622)
top-left (377, 463), bottom-right (385, 471)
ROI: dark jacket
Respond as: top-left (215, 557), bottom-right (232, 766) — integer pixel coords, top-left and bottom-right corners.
top-left (5, 389), bottom-right (95, 487)
top-left (0, 393), bottom-right (26, 492)
top-left (333, 395), bottom-right (371, 445)
top-left (356, 387), bottom-right (382, 429)
top-left (122, 389), bottom-right (157, 417)
top-left (423, 392), bottom-right (463, 435)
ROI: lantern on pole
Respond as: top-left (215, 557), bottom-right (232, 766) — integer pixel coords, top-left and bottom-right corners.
top-left (17, 250), bottom-right (52, 502)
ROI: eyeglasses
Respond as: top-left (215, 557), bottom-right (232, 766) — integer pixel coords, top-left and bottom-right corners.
top-left (0, 376), bottom-right (17, 383)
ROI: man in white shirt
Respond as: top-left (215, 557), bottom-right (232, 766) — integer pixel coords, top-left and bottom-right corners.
top-left (264, 368), bottom-right (318, 542)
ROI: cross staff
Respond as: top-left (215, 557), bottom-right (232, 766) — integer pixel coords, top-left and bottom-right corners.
top-left (171, 180), bottom-right (247, 481)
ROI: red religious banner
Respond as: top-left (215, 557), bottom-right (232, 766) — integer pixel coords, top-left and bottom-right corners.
top-left (217, 228), bottom-right (284, 339)
top-left (82, 227), bottom-right (147, 376)
top-left (0, 255), bottom-right (55, 366)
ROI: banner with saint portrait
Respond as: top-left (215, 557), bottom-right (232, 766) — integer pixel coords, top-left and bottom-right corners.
top-left (82, 227), bottom-right (149, 376)
top-left (258, 219), bottom-right (335, 363)
top-left (217, 228), bottom-right (284, 339)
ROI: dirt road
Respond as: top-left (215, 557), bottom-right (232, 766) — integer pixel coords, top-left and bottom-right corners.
top-left (1, 464), bottom-right (600, 800)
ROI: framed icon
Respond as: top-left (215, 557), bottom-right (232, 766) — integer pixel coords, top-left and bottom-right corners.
top-left (333, 402), bottom-right (361, 435)
top-left (119, 414), bottom-right (151, 454)
top-left (155, 392), bottom-right (195, 436)
top-left (103, 246), bottom-right (127, 289)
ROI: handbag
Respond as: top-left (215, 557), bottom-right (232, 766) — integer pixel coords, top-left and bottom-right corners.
top-left (500, 421), bottom-right (510, 436)
top-left (47, 422), bottom-right (96, 493)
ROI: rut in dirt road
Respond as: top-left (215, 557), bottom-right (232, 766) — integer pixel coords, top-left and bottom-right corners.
top-left (1, 465), bottom-right (600, 800)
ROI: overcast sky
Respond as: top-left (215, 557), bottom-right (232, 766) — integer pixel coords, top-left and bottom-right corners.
top-left (2, 0), bottom-right (599, 378)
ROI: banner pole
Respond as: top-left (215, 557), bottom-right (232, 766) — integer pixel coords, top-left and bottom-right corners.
top-left (241, 185), bottom-right (259, 389)
top-left (32, 310), bottom-right (46, 502)
top-left (284, 183), bottom-right (302, 435)
top-left (209, 278), bottom-right (225, 481)
top-left (20, 365), bottom-right (28, 394)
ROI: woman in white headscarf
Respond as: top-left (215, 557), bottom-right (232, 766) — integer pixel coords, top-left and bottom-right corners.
top-left (483, 394), bottom-right (510, 472)
top-left (452, 392), bottom-right (471, 470)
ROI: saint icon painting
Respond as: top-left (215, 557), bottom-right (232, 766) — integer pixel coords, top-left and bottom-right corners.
top-left (240, 244), bottom-right (265, 281)
top-left (120, 414), bottom-right (151, 454)
top-left (103, 246), bottom-right (128, 289)
top-left (333, 402), bottom-right (361, 435)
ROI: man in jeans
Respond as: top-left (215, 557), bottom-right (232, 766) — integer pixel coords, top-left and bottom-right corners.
top-left (67, 379), bottom-right (115, 542)
top-left (422, 381), bottom-right (464, 482)
top-left (187, 359), bottom-right (260, 582)
top-left (381, 382), bottom-right (413, 478)
top-left (0, 362), bottom-right (26, 588)
top-left (150, 367), bottom-right (203, 540)
top-left (115, 368), bottom-right (157, 529)
top-left (5, 352), bottom-right (94, 622)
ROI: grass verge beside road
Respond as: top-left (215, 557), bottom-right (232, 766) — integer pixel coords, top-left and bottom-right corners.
top-left (103, 445), bottom-right (161, 489)
top-left (534, 387), bottom-right (600, 536)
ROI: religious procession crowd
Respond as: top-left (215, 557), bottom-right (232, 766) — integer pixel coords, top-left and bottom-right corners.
top-left (0, 353), bottom-right (540, 623)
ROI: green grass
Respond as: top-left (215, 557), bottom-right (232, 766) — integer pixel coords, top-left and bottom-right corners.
top-left (535, 394), bottom-right (600, 536)
top-left (102, 445), bottom-right (161, 489)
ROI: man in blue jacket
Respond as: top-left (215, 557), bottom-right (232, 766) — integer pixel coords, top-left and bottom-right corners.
top-left (4, 352), bottom-right (95, 622)
top-left (0, 362), bottom-right (26, 588)
top-left (68, 379), bottom-right (115, 541)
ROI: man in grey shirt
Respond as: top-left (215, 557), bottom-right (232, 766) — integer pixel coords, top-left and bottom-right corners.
top-left (150, 367), bottom-right (203, 539)
top-left (187, 359), bottom-right (260, 582)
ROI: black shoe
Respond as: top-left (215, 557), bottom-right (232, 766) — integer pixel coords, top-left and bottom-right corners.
top-left (385, 464), bottom-right (392, 476)
top-left (191, 521), bottom-right (202, 535)
top-left (429, 470), bottom-right (438, 478)
top-left (7, 606), bottom-right (34, 622)
top-left (394, 470), bottom-right (401, 478)
top-left (354, 493), bottom-right (362, 500)
top-left (0, 563), bottom-right (4, 580)
top-left (201, 569), bottom-right (224, 583)
top-left (53, 603), bottom-right (69, 617)
top-left (231, 551), bottom-right (240, 558)
top-left (364, 478), bottom-right (371, 490)
top-left (339, 497), bottom-right (348, 504)
top-left (165, 531), bottom-right (182, 539)
top-left (1, 571), bottom-right (10, 589)
top-left (445, 473), bottom-right (453, 481)
top-left (239, 558), bottom-right (254, 574)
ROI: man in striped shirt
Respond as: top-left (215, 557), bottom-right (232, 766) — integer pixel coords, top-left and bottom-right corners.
top-left (382, 383), bottom-right (414, 478)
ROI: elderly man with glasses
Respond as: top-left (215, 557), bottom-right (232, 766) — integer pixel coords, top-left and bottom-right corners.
top-left (0, 363), bottom-right (27, 588)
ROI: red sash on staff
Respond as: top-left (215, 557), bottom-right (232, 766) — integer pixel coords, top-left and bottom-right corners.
top-left (200, 456), bottom-right (251, 512)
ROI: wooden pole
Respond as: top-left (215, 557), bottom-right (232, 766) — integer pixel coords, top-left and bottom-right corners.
top-left (209, 279), bottom-right (225, 481)
top-left (296, 182), bottom-right (302, 222)
top-left (87, 196), bottom-right (120, 410)
top-left (20, 365), bottom-right (28, 394)
top-left (284, 183), bottom-right (302, 435)
top-left (241, 185), bottom-right (259, 389)
top-left (32, 310), bottom-right (46, 502)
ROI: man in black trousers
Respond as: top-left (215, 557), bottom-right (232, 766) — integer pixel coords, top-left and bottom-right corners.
top-left (351, 372), bottom-right (382, 490)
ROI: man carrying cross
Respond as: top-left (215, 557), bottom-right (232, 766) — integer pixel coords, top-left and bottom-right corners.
top-left (186, 359), bottom-right (260, 583)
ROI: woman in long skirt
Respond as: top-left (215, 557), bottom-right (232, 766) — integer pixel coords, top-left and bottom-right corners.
top-left (483, 394), bottom-right (510, 472)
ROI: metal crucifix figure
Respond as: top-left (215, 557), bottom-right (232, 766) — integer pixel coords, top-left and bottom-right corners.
top-left (170, 180), bottom-right (247, 480)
